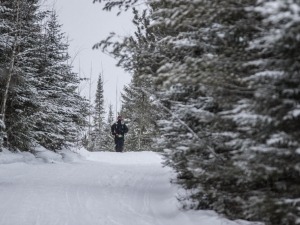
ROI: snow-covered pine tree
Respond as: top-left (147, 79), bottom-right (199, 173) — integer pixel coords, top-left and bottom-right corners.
top-left (0, 1), bottom-right (12, 149)
top-left (148, 1), bottom-right (299, 224)
top-left (0, 0), bottom-right (47, 150)
top-left (107, 104), bottom-right (114, 126)
top-left (94, 74), bottom-right (105, 129)
top-left (33, 11), bottom-right (88, 151)
top-left (101, 103), bottom-right (115, 151)
top-left (88, 74), bottom-right (106, 151)
top-left (0, 0), bottom-right (20, 124)
top-left (147, 1), bottom-right (291, 223)
top-left (237, 1), bottom-right (300, 224)
top-left (120, 74), bottom-right (159, 151)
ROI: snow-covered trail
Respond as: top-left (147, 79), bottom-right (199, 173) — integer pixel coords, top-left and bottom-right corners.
top-left (0, 151), bottom-right (258, 225)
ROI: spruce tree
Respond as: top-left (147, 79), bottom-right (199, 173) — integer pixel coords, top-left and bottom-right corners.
top-left (240, 1), bottom-right (300, 224)
top-left (94, 74), bottom-right (105, 131)
top-left (34, 11), bottom-right (88, 151)
top-left (102, 104), bottom-right (114, 151)
top-left (0, 1), bottom-right (13, 149)
top-left (121, 74), bottom-right (159, 151)
top-left (0, 0), bottom-right (46, 150)
top-left (89, 74), bottom-right (106, 151)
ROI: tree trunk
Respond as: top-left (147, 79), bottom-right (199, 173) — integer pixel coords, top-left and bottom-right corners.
top-left (0, 43), bottom-right (17, 123)
top-left (0, 0), bottom-right (20, 124)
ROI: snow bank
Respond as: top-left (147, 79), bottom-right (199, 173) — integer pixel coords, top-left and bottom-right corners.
top-left (0, 145), bottom-right (88, 164)
top-left (33, 144), bottom-right (63, 163)
top-left (0, 148), bottom-right (36, 164)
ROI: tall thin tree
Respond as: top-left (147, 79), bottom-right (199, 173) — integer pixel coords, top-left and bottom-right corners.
top-left (0, 0), bottom-right (20, 124)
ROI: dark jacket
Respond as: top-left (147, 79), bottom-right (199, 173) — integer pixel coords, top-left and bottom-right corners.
top-left (111, 121), bottom-right (128, 139)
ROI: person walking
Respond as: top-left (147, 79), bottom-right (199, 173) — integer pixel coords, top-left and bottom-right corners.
top-left (111, 115), bottom-right (128, 152)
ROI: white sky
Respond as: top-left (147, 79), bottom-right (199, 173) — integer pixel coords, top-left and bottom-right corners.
top-left (42, 0), bottom-right (134, 116)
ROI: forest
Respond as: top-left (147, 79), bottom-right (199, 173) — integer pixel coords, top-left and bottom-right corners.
top-left (1, 0), bottom-right (300, 224)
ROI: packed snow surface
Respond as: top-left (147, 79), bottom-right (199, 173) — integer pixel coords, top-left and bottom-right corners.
top-left (0, 150), bottom-right (262, 225)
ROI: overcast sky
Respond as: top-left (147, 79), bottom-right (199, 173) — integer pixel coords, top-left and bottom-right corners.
top-left (43, 0), bottom-right (134, 116)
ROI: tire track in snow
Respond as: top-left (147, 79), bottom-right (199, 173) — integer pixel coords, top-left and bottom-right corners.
top-left (113, 165), bottom-right (165, 225)
top-left (142, 176), bottom-right (164, 225)
top-left (109, 169), bottom-right (153, 225)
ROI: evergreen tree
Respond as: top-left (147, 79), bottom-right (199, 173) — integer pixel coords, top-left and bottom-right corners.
top-left (94, 74), bottom-right (105, 131)
top-left (239, 2), bottom-right (300, 224)
top-left (34, 11), bottom-right (88, 151)
top-left (107, 104), bottom-right (114, 126)
top-left (0, 1), bottom-right (12, 149)
top-left (0, 0), bottom-right (46, 150)
top-left (148, 1), bottom-right (265, 222)
top-left (102, 103), bottom-right (114, 151)
top-left (121, 74), bottom-right (159, 151)
top-left (89, 74), bottom-right (106, 151)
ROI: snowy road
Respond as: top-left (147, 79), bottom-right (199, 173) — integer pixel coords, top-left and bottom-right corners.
top-left (0, 151), bottom-right (259, 225)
